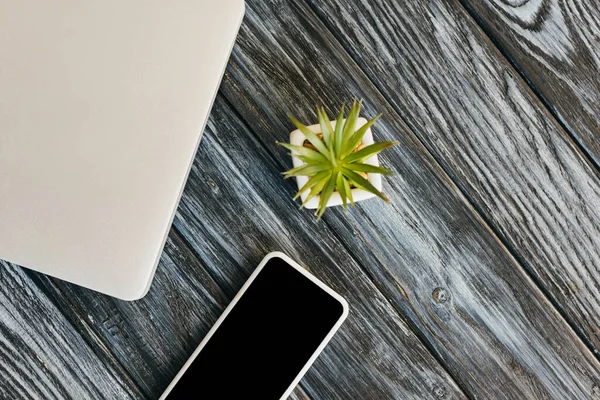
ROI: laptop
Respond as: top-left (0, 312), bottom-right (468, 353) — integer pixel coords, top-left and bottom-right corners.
top-left (0, 0), bottom-right (245, 300)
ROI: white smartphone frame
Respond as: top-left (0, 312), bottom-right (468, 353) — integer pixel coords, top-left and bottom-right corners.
top-left (159, 251), bottom-right (349, 400)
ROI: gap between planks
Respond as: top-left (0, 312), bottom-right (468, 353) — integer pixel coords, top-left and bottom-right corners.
top-left (456, 0), bottom-right (600, 173)
top-left (304, 0), bottom-right (600, 364)
top-left (217, 93), bottom-right (469, 396)
top-left (173, 95), bottom-right (468, 399)
top-left (220, 0), bottom-right (600, 397)
top-left (35, 273), bottom-right (150, 399)
top-left (169, 225), bottom-right (318, 400)
top-left (302, 0), bottom-right (600, 363)
top-left (452, 0), bottom-right (600, 357)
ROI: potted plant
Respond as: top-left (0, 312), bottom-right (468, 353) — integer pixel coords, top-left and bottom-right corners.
top-left (279, 99), bottom-right (398, 218)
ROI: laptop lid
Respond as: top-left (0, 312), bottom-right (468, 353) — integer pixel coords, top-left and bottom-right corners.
top-left (0, 0), bottom-right (244, 300)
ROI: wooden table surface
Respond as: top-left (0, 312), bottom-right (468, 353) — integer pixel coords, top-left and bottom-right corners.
top-left (3, 0), bottom-right (600, 399)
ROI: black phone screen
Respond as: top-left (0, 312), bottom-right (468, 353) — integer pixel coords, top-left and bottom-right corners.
top-left (164, 256), bottom-right (346, 399)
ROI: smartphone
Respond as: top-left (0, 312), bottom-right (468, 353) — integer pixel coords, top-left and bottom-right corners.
top-left (159, 252), bottom-right (349, 400)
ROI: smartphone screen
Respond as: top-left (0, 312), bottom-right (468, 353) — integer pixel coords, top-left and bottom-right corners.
top-left (161, 253), bottom-right (348, 400)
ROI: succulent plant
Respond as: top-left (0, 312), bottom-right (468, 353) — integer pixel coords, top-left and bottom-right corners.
top-left (279, 100), bottom-right (398, 218)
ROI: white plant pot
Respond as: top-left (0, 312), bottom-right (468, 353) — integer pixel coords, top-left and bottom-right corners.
top-left (289, 117), bottom-right (383, 210)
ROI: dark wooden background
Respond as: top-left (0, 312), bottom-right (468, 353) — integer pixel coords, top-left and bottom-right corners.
top-left (2, 0), bottom-right (600, 399)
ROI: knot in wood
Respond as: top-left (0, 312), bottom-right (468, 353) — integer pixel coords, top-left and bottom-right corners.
top-left (432, 383), bottom-right (448, 399)
top-left (432, 287), bottom-right (449, 304)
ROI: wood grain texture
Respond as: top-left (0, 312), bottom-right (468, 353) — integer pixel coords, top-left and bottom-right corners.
top-left (37, 233), bottom-right (229, 399)
top-left (3, 1), bottom-right (600, 399)
top-left (41, 231), bottom-right (313, 400)
top-left (45, 211), bottom-right (429, 400)
top-left (307, 0), bottom-right (600, 357)
top-left (173, 96), bottom-right (467, 400)
top-left (460, 0), bottom-right (600, 165)
top-left (0, 261), bottom-right (141, 399)
top-left (45, 96), bottom-right (468, 399)
top-left (288, 387), bottom-right (313, 400)
top-left (217, 0), bottom-right (600, 398)
top-left (31, 103), bottom-right (466, 399)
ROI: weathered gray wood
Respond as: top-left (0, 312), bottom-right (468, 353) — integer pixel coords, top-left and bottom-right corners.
top-left (174, 96), bottom-right (466, 400)
top-left (4, 1), bottom-right (600, 399)
top-left (46, 95), bottom-right (466, 399)
top-left (216, 0), bottom-right (600, 398)
top-left (289, 387), bottom-right (312, 400)
top-left (307, 0), bottom-right (600, 356)
top-left (460, 0), bottom-right (600, 166)
top-left (36, 233), bottom-right (229, 399)
top-left (39, 231), bottom-right (312, 400)
top-left (0, 261), bottom-right (142, 399)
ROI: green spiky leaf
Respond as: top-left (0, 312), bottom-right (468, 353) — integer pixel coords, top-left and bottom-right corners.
top-left (288, 115), bottom-right (330, 159)
top-left (343, 141), bottom-right (399, 164)
top-left (296, 155), bottom-right (328, 165)
top-left (345, 163), bottom-right (393, 175)
top-left (294, 171), bottom-right (331, 200)
top-left (334, 104), bottom-right (345, 158)
top-left (336, 172), bottom-right (349, 211)
top-left (282, 163), bottom-right (330, 178)
top-left (342, 114), bottom-right (381, 157)
top-left (282, 100), bottom-right (397, 218)
top-left (317, 106), bottom-right (332, 147)
top-left (343, 177), bottom-right (354, 206)
top-left (342, 99), bottom-right (361, 144)
top-left (278, 142), bottom-right (329, 163)
top-left (342, 167), bottom-right (389, 202)
top-left (300, 175), bottom-right (330, 210)
top-left (316, 172), bottom-right (338, 219)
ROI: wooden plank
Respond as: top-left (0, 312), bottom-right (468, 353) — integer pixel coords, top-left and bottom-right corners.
top-left (0, 261), bottom-right (142, 399)
top-left (289, 387), bottom-right (312, 400)
top-left (32, 232), bottom-right (312, 400)
top-left (216, 0), bottom-right (600, 398)
top-left (306, 0), bottom-right (600, 356)
top-left (45, 96), bottom-right (467, 399)
top-left (174, 96), bottom-right (466, 399)
top-left (459, 0), bottom-right (600, 166)
top-left (36, 233), bottom-right (229, 399)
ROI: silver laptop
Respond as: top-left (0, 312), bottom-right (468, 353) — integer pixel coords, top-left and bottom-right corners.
top-left (0, 1), bottom-right (244, 300)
